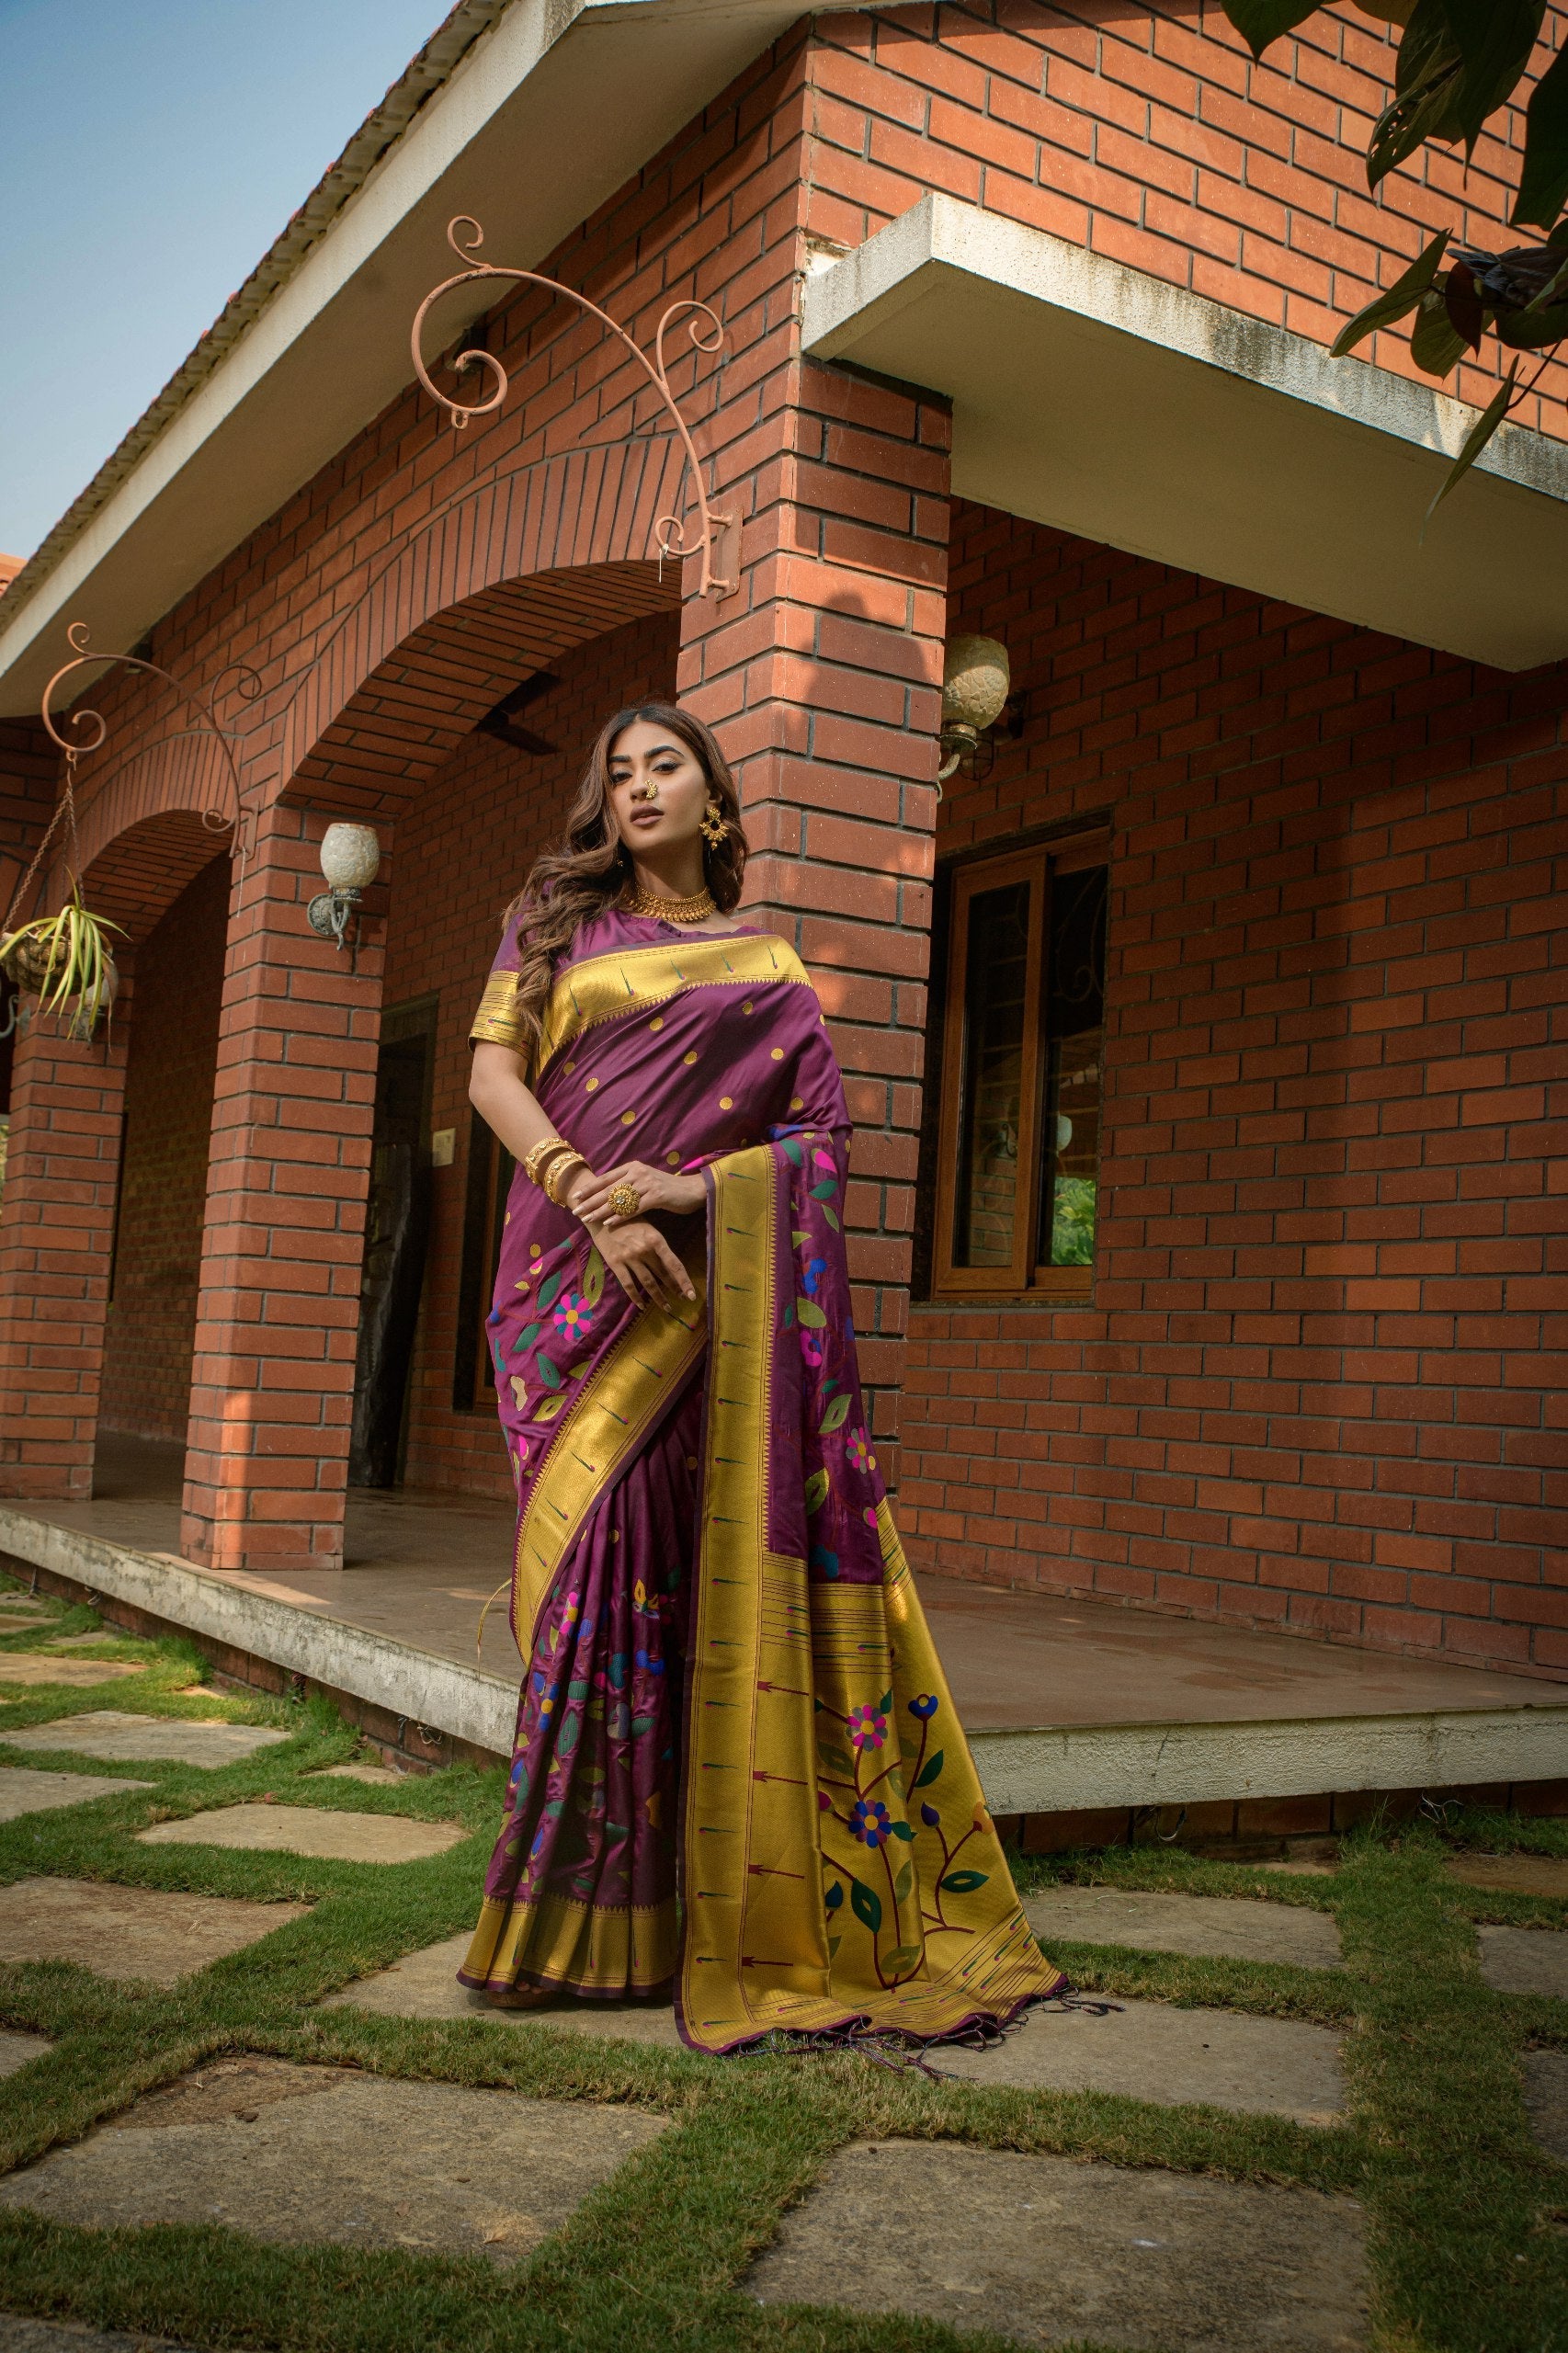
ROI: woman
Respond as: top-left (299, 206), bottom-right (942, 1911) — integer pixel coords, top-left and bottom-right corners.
top-left (460, 700), bottom-right (1062, 2052)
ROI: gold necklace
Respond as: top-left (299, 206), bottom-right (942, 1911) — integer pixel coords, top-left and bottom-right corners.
top-left (620, 880), bottom-right (717, 924)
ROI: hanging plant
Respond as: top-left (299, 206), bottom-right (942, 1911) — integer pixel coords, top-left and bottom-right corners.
top-left (0, 882), bottom-right (122, 1034)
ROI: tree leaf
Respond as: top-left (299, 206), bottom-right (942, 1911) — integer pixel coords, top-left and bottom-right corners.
top-left (1369, 1), bottom-right (1466, 188)
top-left (893, 1860), bottom-right (914, 1904)
top-left (1331, 227), bottom-right (1451, 356)
top-left (881, 1944), bottom-right (921, 1972)
top-left (797, 1298), bottom-right (827, 1328)
top-left (582, 1247), bottom-right (605, 1306)
top-left (1410, 286), bottom-right (1470, 375)
top-left (535, 1352), bottom-right (564, 1390)
top-left (889, 1818), bottom-right (915, 1841)
top-left (1439, 0), bottom-right (1543, 159)
top-left (878, 1688), bottom-right (893, 1714)
top-left (817, 1743), bottom-right (855, 1778)
top-left (1515, 40), bottom-right (1568, 227)
top-left (850, 1879), bottom-right (882, 1936)
top-left (538, 1271), bottom-right (563, 1312)
top-left (938, 1870), bottom-right (989, 1895)
top-left (804, 1468), bottom-right (830, 1514)
top-left (820, 1394), bottom-right (851, 1433)
top-left (1426, 361), bottom-right (1517, 524)
top-left (534, 1392), bottom-right (568, 1422)
top-left (1216, 0), bottom-right (1320, 58)
top-left (914, 1748), bottom-right (945, 1789)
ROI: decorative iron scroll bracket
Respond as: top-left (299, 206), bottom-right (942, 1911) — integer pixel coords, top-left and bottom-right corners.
top-left (411, 216), bottom-right (736, 599)
top-left (30, 622), bottom-right (260, 900)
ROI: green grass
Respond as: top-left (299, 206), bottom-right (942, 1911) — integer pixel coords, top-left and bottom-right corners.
top-left (0, 1579), bottom-right (1562, 2351)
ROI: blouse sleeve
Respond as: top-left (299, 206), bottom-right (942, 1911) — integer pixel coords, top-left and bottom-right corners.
top-left (469, 923), bottom-right (527, 1053)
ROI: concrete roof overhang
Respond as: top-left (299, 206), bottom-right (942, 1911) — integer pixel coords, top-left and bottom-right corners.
top-left (802, 192), bottom-right (1568, 674)
top-left (0, 0), bottom-right (892, 720)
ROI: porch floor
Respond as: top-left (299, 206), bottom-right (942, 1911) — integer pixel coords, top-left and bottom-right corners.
top-left (4, 1433), bottom-right (1563, 1821)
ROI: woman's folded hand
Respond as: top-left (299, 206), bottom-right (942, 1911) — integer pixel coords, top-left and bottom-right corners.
top-left (577, 1215), bottom-right (697, 1313)
top-left (570, 1160), bottom-right (706, 1225)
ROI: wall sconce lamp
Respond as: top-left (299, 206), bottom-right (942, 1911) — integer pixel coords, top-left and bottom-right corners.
top-left (937, 634), bottom-right (1011, 796)
top-left (308, 823), bottom-right (381, 965)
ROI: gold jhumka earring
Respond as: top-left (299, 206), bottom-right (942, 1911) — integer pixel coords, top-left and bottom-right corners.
top-left (699, 799), bottom-right (727, 847)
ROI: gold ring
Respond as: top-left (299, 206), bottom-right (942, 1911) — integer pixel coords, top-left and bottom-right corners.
top-left (607, 1182), bottom-right (641, 1219)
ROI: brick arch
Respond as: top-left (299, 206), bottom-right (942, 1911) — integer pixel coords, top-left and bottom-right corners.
top-left (81, 810), bottom-right (231, 949)
top-left (278, 438), bottom-right (687, 815)
top-left (32, 724), bottom-right (237, 936)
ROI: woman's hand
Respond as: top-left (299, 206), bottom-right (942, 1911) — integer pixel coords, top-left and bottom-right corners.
top-left (578, 1211), bottom-right (697, 1313)
top-left (570, 1160), bottom-right (706, 1227)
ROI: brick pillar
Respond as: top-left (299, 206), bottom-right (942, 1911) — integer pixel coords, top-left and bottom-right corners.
top-left (681, 358), bottom-right (950, 1467)
top-left (180, 807), bottom-right (384, 1571)
top-left (0, 982), bottom-right (132, 1500)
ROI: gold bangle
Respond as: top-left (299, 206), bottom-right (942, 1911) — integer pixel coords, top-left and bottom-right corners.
top-left (524, 1136), bottom-right (572, 1188)
top-left (544, 1152), bottom-right (587, 1208)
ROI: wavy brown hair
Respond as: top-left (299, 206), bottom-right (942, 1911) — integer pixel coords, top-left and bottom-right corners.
top-left (500, 700), bottom-right (746, 1069)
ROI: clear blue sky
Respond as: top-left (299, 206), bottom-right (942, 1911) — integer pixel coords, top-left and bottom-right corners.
top-left (0, 0), bottom-right (449, 563)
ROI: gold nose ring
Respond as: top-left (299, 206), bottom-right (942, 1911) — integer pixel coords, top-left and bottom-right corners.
top-left (635, 782), bottom-right (660, 803)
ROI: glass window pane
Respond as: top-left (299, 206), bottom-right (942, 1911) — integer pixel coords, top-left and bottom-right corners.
top-left (951, 878), bottom-right (1031, 1268)
top-left (1038, 864), bottom-right (1107, 1269)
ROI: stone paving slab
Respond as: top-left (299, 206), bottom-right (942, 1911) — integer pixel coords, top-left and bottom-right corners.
top-left (1449, 1854), bottom-right (1568, 1898)
top-left (0, 2031), bottom-right (51, 2077)
top-left (320, 1931), bottom-right (686, 2046)
top-left (40, 1635), bottom-right (152, 1654)
top-left (138, 1803), bottom-right (467, 1865)
top-left (0, 1619), bottom-right (51, 1634)
top-left (937, 1996), bottom-right (1345, 2124)
top-left (0, 2055), bottom-right (664, 2265)
top-left (0, 1661), bottom-right (142, 1688)
top-left (8, 1713), bottom-right (290, 1768)
top-left (310, 1762), bottom-right (407, 1786)
top-left (1478, 1925), bottom-right (1568, 1998)
top-left (1524, 2049), bottom-right (1568, 2164)
top-left (0, 2320), bottom-right (188, 2353)
top-left (748, 2140), bottom-right (1367, 2351)
top-left (0, 1878), bottom-right (311, 1984)
top-left (0, 1770), bottom-right (152, 1822)
top-left (1025, 1887), bottom-right (1342, 1970)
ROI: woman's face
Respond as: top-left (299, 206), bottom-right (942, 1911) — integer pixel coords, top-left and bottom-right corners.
top-left (606, 719), bottom-right (709, 859)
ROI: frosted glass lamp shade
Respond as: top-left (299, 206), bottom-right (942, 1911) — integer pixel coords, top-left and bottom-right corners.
top-left (940, 635), bottom-right (1010, 737)
top-left (319, 823), bottom-right (381, 891)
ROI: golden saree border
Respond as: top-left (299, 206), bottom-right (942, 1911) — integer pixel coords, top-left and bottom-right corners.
top-left (512, 1235), bottom-right (708, 1647)
top-left (678, 1147), bottom-right (1064, 2053)
top-left (462, 1889), bottom-right (676, 1994)
top-left (470, 971), bottom-right (528, 1051)
top-left (536, 931), bottom-right (808, 1075)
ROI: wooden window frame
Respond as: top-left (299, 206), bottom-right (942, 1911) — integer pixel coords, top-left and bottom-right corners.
top-left (931, 831), bottom-right (1108, 1305)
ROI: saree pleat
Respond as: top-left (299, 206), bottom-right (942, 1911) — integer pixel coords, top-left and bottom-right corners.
top-left (461, 1381), bottom-right (701, 1998)
top-left (462, 910), bottom-right (1064, 2044)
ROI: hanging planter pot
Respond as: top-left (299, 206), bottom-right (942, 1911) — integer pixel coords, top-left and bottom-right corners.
top-left (0, 884), bottom-right (123, 1036)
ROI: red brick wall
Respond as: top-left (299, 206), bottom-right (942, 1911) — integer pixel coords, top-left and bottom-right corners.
top-left (903, 497), bottom-right (1568, 1678)
top-left (7, 3), bottom-right (1561, 1580)
top-left (383, 608), bottom-right (680, 1500)
top-left (807, 4), bottom-right (1568, 435)
top-left (98, 854), bottom-right (227, 1441)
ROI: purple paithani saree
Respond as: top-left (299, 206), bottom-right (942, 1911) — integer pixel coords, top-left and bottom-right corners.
top-left (460, 906), bottom-right (1062, 2052)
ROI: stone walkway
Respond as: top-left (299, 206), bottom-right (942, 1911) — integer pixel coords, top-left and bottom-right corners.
top-left (0, 2058), bottom-right (664, 2267)
top-left (10, 1713), bottom-right (290, 1768)
top-left (0, 1879), bottom-right (311, 1984)
top-left (1478, 1926), bottom-right (1568, 1998)
top-left (137, 1803), bottom-right (468, 1865)
top-left (747, 2140), bottom-right (1368, 2352)
top-left (0, 1770), bottom-right (151, 1822)
top-left (1024, 1886), bottom-right (1343, 1969)
top-left (323, 1929), bottom-right (1347, 2121)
